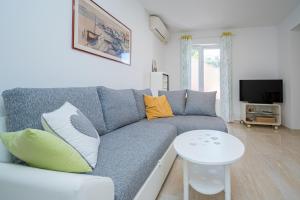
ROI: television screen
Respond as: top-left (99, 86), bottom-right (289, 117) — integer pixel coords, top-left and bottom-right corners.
top-left (239, 80), bottom-right (283, 103)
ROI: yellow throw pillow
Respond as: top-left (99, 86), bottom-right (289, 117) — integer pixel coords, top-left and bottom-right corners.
top-left (144, 95), bottom-right (174, 120)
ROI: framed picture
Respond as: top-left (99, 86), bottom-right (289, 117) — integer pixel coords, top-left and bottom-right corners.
top-left (72, 0), bottom-right (131, 65)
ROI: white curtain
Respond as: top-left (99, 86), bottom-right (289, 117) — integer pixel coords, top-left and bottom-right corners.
top-left (180, 35), bottom-right (192, 89)
top-left (220, 32), bottom-right (233, 122)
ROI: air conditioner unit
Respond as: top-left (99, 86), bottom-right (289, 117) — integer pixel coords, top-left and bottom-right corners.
top-left (150, 16), bottom-right (169, 43)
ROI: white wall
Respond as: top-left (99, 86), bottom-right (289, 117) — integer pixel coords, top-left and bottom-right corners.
top-left (0, 0), bottom-right (165, 116)
top-left (0, 0), bottom-right (166, 117)
top-left (278, 4), bottom-right (300, 129)
top-left (163, 27), bottom-right (279, 120)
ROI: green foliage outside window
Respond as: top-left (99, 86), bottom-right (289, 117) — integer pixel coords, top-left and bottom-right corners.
top-left (205, 56), bottom-right (220, 68)
top-left (192, 49), bottom-right (199, 60)
top-left (192, 49), bottom-right (220, 68)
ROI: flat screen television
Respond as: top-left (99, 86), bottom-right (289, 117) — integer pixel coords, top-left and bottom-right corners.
top-left (239, 80), bottom-right (283, 103)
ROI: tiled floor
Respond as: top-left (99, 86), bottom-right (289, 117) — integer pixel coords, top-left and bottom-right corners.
top-left (157, 123), bottom-right (300, 200)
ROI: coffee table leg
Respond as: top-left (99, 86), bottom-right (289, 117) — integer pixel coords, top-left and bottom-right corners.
top-left (225, 165), bottom-right (231, 200)
top-left (183, 160), bottom-right (189, 200)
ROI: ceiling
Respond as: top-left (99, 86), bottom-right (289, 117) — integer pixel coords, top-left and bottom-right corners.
top-left (138, 0), bottom-right (300, 32)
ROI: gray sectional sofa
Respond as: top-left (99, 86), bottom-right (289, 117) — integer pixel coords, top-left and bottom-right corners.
top-left (0, 87), bottom-right (227, 200)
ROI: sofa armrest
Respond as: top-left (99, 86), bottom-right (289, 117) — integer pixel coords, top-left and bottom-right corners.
top-left (0, 163), bottom-right (114, 200)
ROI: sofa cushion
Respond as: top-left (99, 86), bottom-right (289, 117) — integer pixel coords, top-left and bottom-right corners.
top-left (91, 120), bottom-right (177, 200)
top-left (144, 95), bottom-right (174, 120)
top-left (133, 89), bottom-right (152, 120)
top-left (159, 90), bottom-right (186, 115)
top-left (0, 129), bottom-right (92, 173)
top-left (2, 87), bottom-right (107, 134)
top-left (42, 102), bottom-right (100, 168)
top-left (149, 115), bottom-right (227, 134)
top-left (185, 90), bottom-right (217, 116)
top-left (97, 87), bottom-right (140, 132)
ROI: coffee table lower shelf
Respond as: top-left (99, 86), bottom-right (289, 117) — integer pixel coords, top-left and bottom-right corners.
top-left (189, 163), bottom-right (225, 195)
top-left (183, 160), bottom-right (231, 200)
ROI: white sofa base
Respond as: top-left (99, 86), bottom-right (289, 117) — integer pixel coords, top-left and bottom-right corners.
top-left (0, 163), bottom-right (114, 200)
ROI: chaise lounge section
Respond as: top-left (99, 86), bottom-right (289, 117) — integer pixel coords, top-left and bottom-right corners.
top-left (0, 87), bottom-right (227, 200)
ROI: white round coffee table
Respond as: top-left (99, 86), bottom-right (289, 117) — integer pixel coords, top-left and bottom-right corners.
top-left (174, 130), bottom-right (245, 200)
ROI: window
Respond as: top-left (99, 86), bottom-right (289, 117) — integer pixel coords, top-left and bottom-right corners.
top-left (191, 45), bottom-right (220, 99)
top-left (191, 49), bottom-right (200, 91)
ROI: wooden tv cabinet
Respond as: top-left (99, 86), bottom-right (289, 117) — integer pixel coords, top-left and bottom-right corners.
top-left (240, 103), bottom-right (281, 130)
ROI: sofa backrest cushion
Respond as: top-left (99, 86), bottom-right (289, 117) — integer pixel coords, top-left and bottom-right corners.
top-left (185, 90), bottom-right (217, 116)
top-left (133, 89), bottom-right (152, 120)
top-left (158, 90), bottom-right (186, 115)
top-left (2, 87), bottom-right (107, 135)
top-left (97, 87), bottom-right (140, 132)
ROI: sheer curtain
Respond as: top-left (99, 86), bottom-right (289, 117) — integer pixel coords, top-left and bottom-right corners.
top-left (220, 32), bottom-right (233, 122)
top-left (180, 35), bottom-right (192, 89)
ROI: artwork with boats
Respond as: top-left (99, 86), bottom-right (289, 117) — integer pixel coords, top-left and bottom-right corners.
top-left (73, 0), bottom-right (131, 65)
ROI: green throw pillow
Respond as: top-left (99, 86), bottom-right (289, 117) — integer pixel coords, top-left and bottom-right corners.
top-left (0, 129), bottom-right (92, 173)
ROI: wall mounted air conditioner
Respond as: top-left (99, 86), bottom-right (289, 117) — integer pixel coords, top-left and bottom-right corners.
top-left (150, 16), bottom-right (169, 43)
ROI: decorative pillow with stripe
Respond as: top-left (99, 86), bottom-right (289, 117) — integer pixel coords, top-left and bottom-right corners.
top-left (41, 102), bottom-right (100, 168)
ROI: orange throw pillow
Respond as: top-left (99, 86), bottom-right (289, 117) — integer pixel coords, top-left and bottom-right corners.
top-left (144, 95), bottom-right (174, 120)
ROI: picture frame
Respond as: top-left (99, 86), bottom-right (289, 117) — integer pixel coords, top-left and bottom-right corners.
top-left (72, 0), bottom-right (132, 65)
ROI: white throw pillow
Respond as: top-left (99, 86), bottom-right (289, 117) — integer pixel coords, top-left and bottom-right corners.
top-left (41, 102), bottom-right (100, 168)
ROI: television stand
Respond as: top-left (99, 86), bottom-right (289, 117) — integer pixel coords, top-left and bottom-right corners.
top-left (240, 103), bottom-right (281, 130)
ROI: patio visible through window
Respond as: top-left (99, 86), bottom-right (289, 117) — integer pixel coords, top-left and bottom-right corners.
top-left (191, 46), bottom-right (220, 99)
top-left (204, 48), bottom-right (220, 99)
